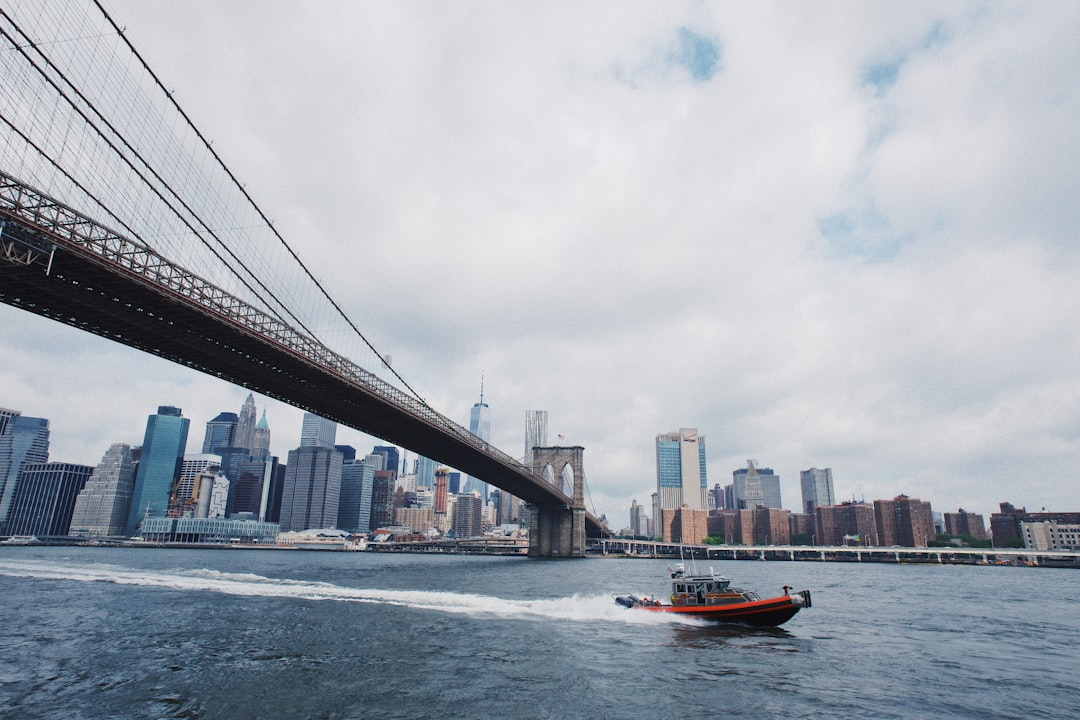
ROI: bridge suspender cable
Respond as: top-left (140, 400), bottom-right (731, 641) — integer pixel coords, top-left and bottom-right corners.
top-left (0, 12), bottom-right (317, 347)
top-left (91, 0), bottom-right (429, 407)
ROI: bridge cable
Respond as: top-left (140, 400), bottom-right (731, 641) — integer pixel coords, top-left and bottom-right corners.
top-left (91, 0), bottom-right (429, 405)
top-left (0, 114), bottom-right (146, 246)
top-left (0, 13), bottom-right (324, 347)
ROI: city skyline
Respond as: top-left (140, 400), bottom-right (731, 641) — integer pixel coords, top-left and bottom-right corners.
top-left (4, 392), bottom-right (1067, 528)
top-left (4, 2), bottom-right (1080, 522)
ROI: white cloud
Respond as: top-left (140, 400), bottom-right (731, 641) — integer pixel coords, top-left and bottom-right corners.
top-left (3, 1), bottom-right (1078, 528)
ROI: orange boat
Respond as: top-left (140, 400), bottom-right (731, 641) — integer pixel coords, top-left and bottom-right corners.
top-left (615, 563), bottom-right (811, 627)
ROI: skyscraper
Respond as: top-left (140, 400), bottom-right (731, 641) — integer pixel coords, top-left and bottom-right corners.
top-left (300, 413), bottom-right (337, 449)
top-left (70, 443), bottom-right (137, 537)
top-left (279, 445), bottom-right (342, 531)
top-left (252, 410), bottom-right (271, 458)
top-left (371, 446), bottom-right (401, 477)
top-left (7, 461), bottom-right (93, 536)
top-left (525, 410), bottom-right (548, 465)
top-left (369, 469), bottom-right (395, 532)
top-left (415, 455), bottom-right (436, 490)
top-left (800, 467), bottom-right (835, 514)
top-left (234, 393), bottom-right (258, 452)
top-left (201, 412), bottom-right (237, 453)
top-left (433, 467), bottom-right (450, 515)
top-left (338, 457), bottom-right (374, 533)
top-left (463, 381), bottom-right (491, 502)
top-left (0, 410), bottom-right (51, 534)
top-left (655, 428), bottom-right (708, 510)
top-left (231, 456), bottom-right (278, 520)
top-left (452, 493), bottom-right (482, 538)
top-left (733, 461), bottom-right (782, 509)
top-left (126, 406), bottom-right (190, 536)
top-left (874, 495), bottom-right (935, 547)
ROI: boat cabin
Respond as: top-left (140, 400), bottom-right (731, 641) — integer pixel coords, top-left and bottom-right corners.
top-left (668, 564), bottom-right (759, 607)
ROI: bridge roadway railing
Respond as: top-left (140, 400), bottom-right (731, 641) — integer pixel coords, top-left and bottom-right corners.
top-left (0, 170), bottom-right (536, 484)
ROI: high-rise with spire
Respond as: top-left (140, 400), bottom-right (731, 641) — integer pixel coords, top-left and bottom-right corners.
top-left (463, 376), bottom-right (491, 502)
top-left (252, 409), bottom-right (271, 458)
top-left (235, 393), bottom-right (258, 452)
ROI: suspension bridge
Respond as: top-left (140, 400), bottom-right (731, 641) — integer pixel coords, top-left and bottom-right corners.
top-left (0, 1), bottom-right (604, 555)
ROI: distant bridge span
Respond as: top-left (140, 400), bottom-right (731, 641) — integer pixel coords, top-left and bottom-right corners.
top-left (0, 172), bottom-right (604, 547)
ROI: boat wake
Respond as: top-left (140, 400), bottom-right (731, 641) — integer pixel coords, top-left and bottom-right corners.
top-left (0, 558), bottom-right (700, 626)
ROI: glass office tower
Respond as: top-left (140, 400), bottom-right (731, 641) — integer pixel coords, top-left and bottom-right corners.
top-left (126, 406), bottom-right (190, 536)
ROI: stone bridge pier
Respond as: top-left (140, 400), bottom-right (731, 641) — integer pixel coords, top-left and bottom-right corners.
top-left (528, 446), bottom-right (586, 558)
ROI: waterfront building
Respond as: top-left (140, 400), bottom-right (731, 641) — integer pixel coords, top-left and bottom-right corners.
top-left (732, 461), bottom-right (782, 509)
top-left (396, 506), bottom-right (436, 534)
top-left (69, 443), bottom-right (137, 537)
top-left (7, 461), bottom-right (93, 536)
top-left (252, 410), bottom-right (271, 458)
top-left (126, 406), bottom-right (189, 536)
top-left (943, 508), bottom-right (988, 540)
top-left (655, 428), bottom-right (708, 511)
top-left (789, 512), bottom-right (815, 541)
top-left (279, 445), bottom-right (342, 532)
top-left (874, 495), bottom-right (934, 547)
top-left (0, 410), bottom-right (51, 534)
top-left (991, 502), bottom-right (1080, 547)
top-left (1020, 520), bottom-right (1080, 551)
top-left (800, 468), bottom-right (835, 514)
top-left (630, 499), bottom-right (641, 536)
top-left (706, 510), bottom-right (738, 544)
top-left (337, 457), bottom-right (374, 533)
top-left (300, 413), bottom-right (337, 449)
top-left (816, 501), bottom-right (878, 546)
top-left (138, 516), bottom-right (279, 544)
top-left (660, 506), bottom-right (709, 544)
top-left (752, 507), bottom-right (791, 545)
top-left (452, 493), bottom-right (483, 538)
top-left (234, 394), bottom-right (258, 453)
top-left (201, 412), bottom-right (237, 454)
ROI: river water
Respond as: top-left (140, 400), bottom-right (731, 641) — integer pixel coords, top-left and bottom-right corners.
top-left (0, 546), bottom-right (1076, 719)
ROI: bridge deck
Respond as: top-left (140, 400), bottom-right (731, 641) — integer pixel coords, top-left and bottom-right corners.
top-left (1, 173), bottom-right (603, 534)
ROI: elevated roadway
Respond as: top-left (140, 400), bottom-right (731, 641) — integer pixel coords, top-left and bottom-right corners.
top-left (0, 171), bottom-right (605, 539)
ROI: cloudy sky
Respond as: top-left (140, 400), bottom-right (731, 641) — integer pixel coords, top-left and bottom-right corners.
top-left (3, 1), bottom-right (1078, 525)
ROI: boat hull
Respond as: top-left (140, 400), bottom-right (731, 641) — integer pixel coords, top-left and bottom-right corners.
top-left (627, 591), bottom-right (811, 627)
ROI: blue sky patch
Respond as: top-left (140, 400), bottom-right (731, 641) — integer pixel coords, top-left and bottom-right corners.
top-left (817, 209), bottom-right (909, 263)
top-left (673, 27), bottom-right (721, 81)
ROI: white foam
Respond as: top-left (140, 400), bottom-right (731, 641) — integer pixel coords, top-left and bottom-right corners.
top-left (0, 558), bottom-right (698, 626)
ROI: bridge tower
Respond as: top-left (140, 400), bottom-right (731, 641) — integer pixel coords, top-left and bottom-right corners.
top-left (528, 446), bottom-right (586, 558)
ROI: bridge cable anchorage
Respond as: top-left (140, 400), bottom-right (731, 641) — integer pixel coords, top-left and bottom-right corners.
top-left (0, 12), bottom-right (319, 346)
top-left (91, 0), bottom-right (428, 406)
